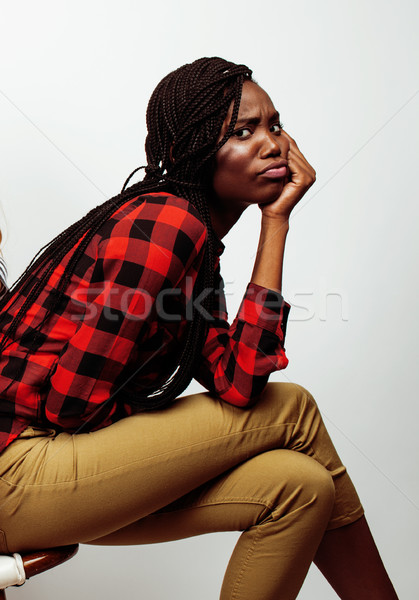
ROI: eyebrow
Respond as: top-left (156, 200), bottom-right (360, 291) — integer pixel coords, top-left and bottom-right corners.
top-left (234, 110), bottom-right (280, 126)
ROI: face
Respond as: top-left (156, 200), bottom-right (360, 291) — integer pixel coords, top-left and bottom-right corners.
top-left (212, 81), bottom-right (290, 210)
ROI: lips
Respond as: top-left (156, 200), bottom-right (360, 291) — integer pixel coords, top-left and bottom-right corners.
top-left (258, 160), bottom-right (289, 179)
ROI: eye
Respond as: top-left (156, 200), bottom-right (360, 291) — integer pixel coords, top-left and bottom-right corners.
top-left (270, 122), bottom-right (284, 134)
top-left (233, 127), bottom-right (252, 139)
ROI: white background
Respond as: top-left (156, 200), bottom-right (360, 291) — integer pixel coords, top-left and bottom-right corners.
top-left (1, 0), bottom-right (418, 598)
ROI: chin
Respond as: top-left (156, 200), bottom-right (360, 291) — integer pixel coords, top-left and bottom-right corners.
top-left (256, 188), bottom-right (285, 206)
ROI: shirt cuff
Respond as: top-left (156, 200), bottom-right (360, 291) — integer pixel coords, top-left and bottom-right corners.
top-left (237, 283), bottom-right (291, 341)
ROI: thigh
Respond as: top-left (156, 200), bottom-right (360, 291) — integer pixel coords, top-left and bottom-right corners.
top-left (88, 448), bottom-right (334, 546)
top-left (0, 382), bottom-right (361, 552)
top-left (0, 388), bottom-right (288, 551)
top-left (90, 450), bottom-right (337, 600)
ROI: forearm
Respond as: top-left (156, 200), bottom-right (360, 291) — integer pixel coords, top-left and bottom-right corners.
top-left (197, 274), bottom-right (290, 406)
top-left (251, 214), bottom-right (289, 293)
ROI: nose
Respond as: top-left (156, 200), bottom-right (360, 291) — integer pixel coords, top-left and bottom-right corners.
top-left (260, 130), bottom-right (289, 158)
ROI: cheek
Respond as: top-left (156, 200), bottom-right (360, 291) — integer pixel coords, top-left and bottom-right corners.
top-left (213, 146), bottom-right (250, 196)
top-left (217, 145), bottom-right (250, 172)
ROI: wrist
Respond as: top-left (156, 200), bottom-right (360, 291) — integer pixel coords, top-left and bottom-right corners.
top-left (261, 213), bottom-right (290, 236)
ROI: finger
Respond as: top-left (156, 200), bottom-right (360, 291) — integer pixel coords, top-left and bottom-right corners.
top-left (283, 131), bottom-right (307, 160)
top-left (287, 140), bottom-right (315, 170)
top-left (281, 130), bottom-right (298, 148)
top-left (286, 148), bottom-right (316, 185)
top-left (281, 129), bottom-right (294, 142)
top-left (287, 146), bottom-right (314, 174)
top-left (282, 131), bottom-right (316, 179)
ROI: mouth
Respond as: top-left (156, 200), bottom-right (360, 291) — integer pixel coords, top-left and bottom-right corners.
top-left (258, 160), bottom-right (288, 179)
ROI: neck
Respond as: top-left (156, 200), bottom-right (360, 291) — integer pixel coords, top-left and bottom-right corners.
top-left (209, 196), bottom-right (247, 240)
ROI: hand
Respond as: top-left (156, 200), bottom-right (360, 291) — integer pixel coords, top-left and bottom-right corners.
top-left (260, 131), bottom-right (316, 221)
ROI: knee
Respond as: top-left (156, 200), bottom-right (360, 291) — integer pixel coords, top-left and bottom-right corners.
top-left (261, 381), bottom-right (320, 418)
top-left (297, 453), bottom-right (335, 510)
top-left (291, 453), bottom-right (336, 525)
top-left (257, 450), bottom-right (335, 519)
top-left (263, 381), bottom-right (316, 403)
top-left (240, 449), bottom-right (335, 516)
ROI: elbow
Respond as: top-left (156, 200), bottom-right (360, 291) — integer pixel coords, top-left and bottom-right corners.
top-left (218, 374), bottom-right (272, 408)
top-left (218, 387), bottom-right (260, 409)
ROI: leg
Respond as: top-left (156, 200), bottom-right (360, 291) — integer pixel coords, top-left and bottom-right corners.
top-left (90, 450), bottom-right (336, 600)
top-left (0, 382), bottom-right (361, 552)
top-left (0, 382), bottom-right (363, 596)
top-left (314, 516), bottom-right (399, 600)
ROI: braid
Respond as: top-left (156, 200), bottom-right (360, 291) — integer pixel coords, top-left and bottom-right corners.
top-left (0, 57), bottom-right (253, 408)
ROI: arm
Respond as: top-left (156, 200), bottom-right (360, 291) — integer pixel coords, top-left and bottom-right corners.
top-left (251, 131), bottom-right (316, 293)
top-left (196, 132), bottom-right (315, 406)
top-left (195, 265), bottom-right (290, 406)
top-left (44, 196), bottom-right (207, 430)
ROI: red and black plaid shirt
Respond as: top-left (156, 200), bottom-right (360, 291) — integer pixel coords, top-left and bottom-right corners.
top-left (0, 193), bottom-right (290, 452)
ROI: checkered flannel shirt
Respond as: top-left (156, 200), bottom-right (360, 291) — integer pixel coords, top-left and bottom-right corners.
top-left (0, 193), bottom-right (290, 452)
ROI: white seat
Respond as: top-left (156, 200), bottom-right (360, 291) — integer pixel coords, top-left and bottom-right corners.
top-left (0, 554), bottom-right (25, 589)
top-left (0, 545), bottom-right (78, 598)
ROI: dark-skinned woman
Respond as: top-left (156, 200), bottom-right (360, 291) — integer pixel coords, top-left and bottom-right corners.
top-left (0, 58), bottom-right (398, 599)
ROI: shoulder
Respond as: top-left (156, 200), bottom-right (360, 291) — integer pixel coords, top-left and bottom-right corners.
top-left (105, 193), bottom-right (206, 238)
top-left (97, 193), bottom-right (207, 264)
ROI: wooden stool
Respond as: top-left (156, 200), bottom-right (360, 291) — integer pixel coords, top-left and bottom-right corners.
top-left (0, 545), bottom-right (79, 598)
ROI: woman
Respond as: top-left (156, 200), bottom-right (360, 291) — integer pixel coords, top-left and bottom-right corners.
top-left (0, 58), bottom-right (398, 599)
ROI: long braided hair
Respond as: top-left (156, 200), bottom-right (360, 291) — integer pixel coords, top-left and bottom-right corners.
top-left (0, 57), bottom-right (253, 409)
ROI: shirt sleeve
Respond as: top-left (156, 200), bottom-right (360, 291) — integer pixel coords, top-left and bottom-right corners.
top-left (196, 266), bottom-right (291, 407)
top-left (44, 197), bottom-right (207, 430)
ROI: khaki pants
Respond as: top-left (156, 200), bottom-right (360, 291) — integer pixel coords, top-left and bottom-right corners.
top-left (0, 383), bottom-right (363, 600)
